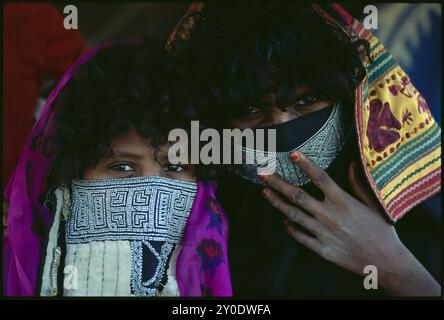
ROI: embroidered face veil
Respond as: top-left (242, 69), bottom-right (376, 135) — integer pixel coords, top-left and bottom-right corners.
top-left (4, 38), bottom-right (232, 297)
top-left (166, 3), bottom-right (441, 222)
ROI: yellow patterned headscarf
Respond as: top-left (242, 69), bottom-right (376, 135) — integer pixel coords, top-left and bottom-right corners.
top-left (166, 3), bottom-right (441, 223)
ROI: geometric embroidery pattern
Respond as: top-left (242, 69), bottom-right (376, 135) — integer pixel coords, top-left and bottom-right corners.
top-left (232, 103), bottom-right (351, 186)
top-left (130, 240), bottom-right (175, 296)
top-left (66, 176), bottom-right (197, 244)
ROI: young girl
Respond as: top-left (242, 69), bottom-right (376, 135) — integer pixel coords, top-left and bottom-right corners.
top-left (3, 38), bottom-right (231, 297)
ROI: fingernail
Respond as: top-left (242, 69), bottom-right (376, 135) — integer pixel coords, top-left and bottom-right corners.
top-left (290, 151), bottom-right (300, 162)
top-left (261, 188), bottom-right (269, 198)
top-left (258, 175), bottom-right (267, 182)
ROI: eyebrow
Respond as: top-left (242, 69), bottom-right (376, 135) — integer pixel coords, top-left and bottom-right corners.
top-left (153, 148), bottom-right (171, 164)
top-left (259, 87), bottom-right (314, 101)
top-left (104, 150), bottom-right (145, 160)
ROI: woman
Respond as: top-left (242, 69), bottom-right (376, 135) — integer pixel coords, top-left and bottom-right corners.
top-left (168, 3), bottom-right (441, 297)
top-left (3, 38), bottom-right (231, 296)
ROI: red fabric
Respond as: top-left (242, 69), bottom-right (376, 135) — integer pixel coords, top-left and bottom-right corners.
top-left (3, 4), bottom-right (87, 190)
top-left (330, 3), bottom-right (354, 27)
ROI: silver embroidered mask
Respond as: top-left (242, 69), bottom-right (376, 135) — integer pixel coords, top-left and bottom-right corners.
top-left (231, 103), bottom-right (349, 186)
top-left (65, 176), bottom-right (197, 296)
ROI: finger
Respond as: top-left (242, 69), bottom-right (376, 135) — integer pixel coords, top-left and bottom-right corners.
top-left (263, 188), bottom-right (324, 235)
top-left (285, 223), bottom-right (323, 254)
top-left (347, 162), bottom-right (381, 212)
top-left (260, 173), bottom-right (324, 216)
top-left (290, 151), bottom-right (342, 200)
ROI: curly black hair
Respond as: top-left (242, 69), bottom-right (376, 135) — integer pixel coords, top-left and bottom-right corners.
top-left (181, 3), bottom-right (370, 127)
top-left (47, 37), bottom-right (213, 185)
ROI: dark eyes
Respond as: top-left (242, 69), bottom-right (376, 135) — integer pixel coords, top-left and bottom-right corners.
top-left (163, 163), bottom-right (184, 172)
top-left (110, 163), bottom-right (135, 172)
top-left (247, 106), bottom-right (262, 114)
top-left (293, 95), bottom-right (319, 106)
top-left (247, 95), bottom-right (320, 114)
top-left (110, 163), bottom-right (184, 173)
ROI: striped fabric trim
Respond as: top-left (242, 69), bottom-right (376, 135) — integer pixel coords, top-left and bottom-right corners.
top-left (391, 173), bottom-right (441, 220)
top-left (371, 43), bottom-right (386, 56)
top-left (387, 167), bottom-right (441, 211)
top-left (371, 122), bottom-right (441, 175)
top-left (340, 5), bottom-right (442, 222)
top-left (368, 52), bottom-right (397, 83)
top-left (380, 143), bottom-right (440, 190)
top-left (369, 42), bottom-right (387, 60)
top-left (371, 123), bottom-right (441, 188)
top-left (382, 154), bottom-right (441, 202)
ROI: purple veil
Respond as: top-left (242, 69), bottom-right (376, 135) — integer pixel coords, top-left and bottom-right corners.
top-left (3, 39), bottom-right (232, 296)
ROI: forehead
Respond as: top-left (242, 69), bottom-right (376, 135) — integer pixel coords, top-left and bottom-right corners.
top-left (260, 84), bottom-right (313, 103)
top-left (109, 127), bottom-right (173, 158)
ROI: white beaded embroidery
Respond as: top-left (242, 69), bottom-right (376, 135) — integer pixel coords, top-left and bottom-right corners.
top-left (232, 103), bottom-right (351, 186)
top-left (65, 176), bottom-right (197, 296)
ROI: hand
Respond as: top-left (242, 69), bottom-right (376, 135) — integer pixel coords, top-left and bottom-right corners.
top-left (260, 151), bottom-right (440, 296)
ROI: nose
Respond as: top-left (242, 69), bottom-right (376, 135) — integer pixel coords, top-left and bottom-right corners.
top-left (265, 105), bottom-right (297, 126)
